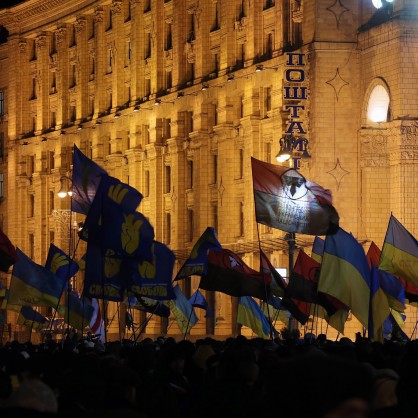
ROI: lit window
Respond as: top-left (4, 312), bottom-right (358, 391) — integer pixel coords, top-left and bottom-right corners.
top-left (367, 85), bottom-right (390, 123)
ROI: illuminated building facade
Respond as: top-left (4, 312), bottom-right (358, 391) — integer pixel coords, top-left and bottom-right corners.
top-left (0, 0), bottom-right (417, 340)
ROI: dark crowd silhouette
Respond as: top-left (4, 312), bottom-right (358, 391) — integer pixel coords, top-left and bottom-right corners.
top-left (0, 330), bottom-right (416, 418)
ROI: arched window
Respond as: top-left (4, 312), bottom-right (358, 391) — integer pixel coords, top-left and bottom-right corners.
top-left (366, 84), bottom-right (390, 123)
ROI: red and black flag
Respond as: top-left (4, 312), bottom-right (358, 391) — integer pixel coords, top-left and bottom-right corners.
top-left (281, 297), bottom-right (311, 325)
top-left (201, 249), bottom-right (271, 300)
top-left (251, 157), bottom-right (339, 236)
top-left (0, 229), bottom-right (18, 273)
top-left (285, 250), bottom-right (320, 303)
top-left (260, 250), bottom-right (286, 297)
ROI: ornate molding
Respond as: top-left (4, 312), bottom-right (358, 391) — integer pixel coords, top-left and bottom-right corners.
top-left (75, 17), bottom-right (87, 34)
top-left (55, 28), bottom-right (67, 45)
top-left (111, 1), bottom-right (123, 15)
top-left (360, 133), bottom-right (388, 167)
top-left (291, 0), bottom-right (303, 24)
top-left (35, 34), bottom-right (47, 49)
top-left (19, 40), bottom-right (27, 53)
top-left (185, 42), bottom-right (195, 63)
top-left (94, 7), bottom-right (104, 23)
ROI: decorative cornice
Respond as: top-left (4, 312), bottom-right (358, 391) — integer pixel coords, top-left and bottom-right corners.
top-left (19, 40), bottom-right (27, 53)
top-left (94, 7), bottom-right (104, 24)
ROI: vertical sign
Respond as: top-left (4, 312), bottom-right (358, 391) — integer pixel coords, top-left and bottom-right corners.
top-left (283, 53), bottom-right (308, 170)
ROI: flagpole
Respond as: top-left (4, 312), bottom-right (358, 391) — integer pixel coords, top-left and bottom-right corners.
top-left (183, 284), bottom-right (200, 340)
top-left (310, 304), bottom-right (317, 337)
top-left (127, 294), bottom-right (137, 342)
top-left (287, 232), bottom-right (297, 332)
top-left (134, 304), bottom-right (160, 343)
top-left (255, 222), bottom-right (274, 341)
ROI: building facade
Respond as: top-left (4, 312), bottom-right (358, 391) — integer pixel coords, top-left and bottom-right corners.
top-left (0, 0), bottom-right (417, 340)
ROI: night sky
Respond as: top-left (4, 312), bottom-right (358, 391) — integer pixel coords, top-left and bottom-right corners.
top-left (1, 0), bottom-right (27, 9)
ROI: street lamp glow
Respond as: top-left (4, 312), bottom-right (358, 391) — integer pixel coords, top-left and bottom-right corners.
top-left (57, 189), bottom-right (67, 198)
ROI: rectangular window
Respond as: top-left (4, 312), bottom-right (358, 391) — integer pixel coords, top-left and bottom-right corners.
top-left (31, 78), bottom-right (37, 100)
top-left (90, 57), bottom-right (95, 80)
top-left (188, 209), bottom-right (194, 242)
top-left (212, 204), bottom-right (218, 231)
top-left (47, 151), bottom-right (54, 173)
top-left (165, 213), bottom-right (171, 245)
top-left (188, 160), bottom-right (193, 189)
top-left (145, 33), bottom-right (151, 59)
top-left (125, 41), bottom-right (132, 67)
top-left (49, 190), bottom-right (55, 214)
top-left (240, 202), bottom-right (244, 236)
top-left (212, 154), bottom-right (218, 184)
top-left (70, 106), bottom-right (76, 122)
top-left (144, 170), bottom-right (150, 197)
top-left (166, 71), bottom-right (172, 90)
top-left (0, 91), bottom-right (4, 115)
top-left (165, 23), bottom-right (172, 50)
top-left (29, 194), bottom-right (35, 218)
top-left (0, 133), bottom-right (4, 160)
top-left (266, 87), bottom-right (272, 112)
top-left (239, 149), bottom-right (244, 179)
top-left (163, 118), bottom-right (171, 139)
top-left (71, 64), bottom-right (77, 87)
top-left (0, 173), bottom-right (4, 198)
top-left (50, 111), bottom-right (56, 128)
top-left (165, 165), bottom-right (171, 193)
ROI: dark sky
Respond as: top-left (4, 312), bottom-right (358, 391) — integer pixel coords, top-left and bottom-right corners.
top-left (1, 0), bottom-right (27, 9)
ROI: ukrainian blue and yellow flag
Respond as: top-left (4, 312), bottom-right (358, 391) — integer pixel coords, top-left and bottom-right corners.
top-left (45, 244), bottom-right (79, 280)
top-left (368, 265), bottom-right (390, 342)
top-left (379, 214), bottom-right (418, 286)
top-left (65, 294), bottom-right (94, 330)
top-left (0, 289), bottom-right (21, 312)
top-left (238, 296), bottom-right (273, 339)
top-left (311, 236), bottom-right (325, 263)
top-left (176, 227), bottom-right (222, 279)
top-left (318, 228), bottom-right (371, 328)
top-left (165, 285), bottom-right (198, 335)
top-left (8, 248), bottom-right (67, 308)
top-left (17, 306), bottom-right (47, 332)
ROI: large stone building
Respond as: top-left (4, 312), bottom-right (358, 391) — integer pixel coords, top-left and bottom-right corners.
top-left (0, 0), bottom-right (417, 340)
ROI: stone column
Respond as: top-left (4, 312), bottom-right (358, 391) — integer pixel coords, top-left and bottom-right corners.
top-left (75, 17), bottom-right (89, 121)
top-left (35, 33), bottom-right (49, 134)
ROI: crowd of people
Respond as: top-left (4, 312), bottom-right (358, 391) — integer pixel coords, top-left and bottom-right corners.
top-left (0, 330), bottom-right (416, 418)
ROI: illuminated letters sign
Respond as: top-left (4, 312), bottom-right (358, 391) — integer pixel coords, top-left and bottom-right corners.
top-left (283, 53), bottom-right (308, 169)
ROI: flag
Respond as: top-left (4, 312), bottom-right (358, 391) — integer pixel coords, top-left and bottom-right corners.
top-left (368, 265), bottom-right (390, 342)
top-left (189, 290), bottom-right (211, 317)
top-left (89, 298), bottom-right (105, 342)
top-left (176, 227), bottom-right (222, 279)
top-left (237, 296), bottom-right (273, 339)
top-left (83, 241), bottom-right (126, 301)
top-left (311, 236), bottom-right (325, 263)
top-left (367, 242), bottom-right (405, 312)
top-left (65, 294), bottom-right (94, 330)
top-left (285, 250), bottom-right (320, 303)
top-left (9, 248), bottom-right (67, 308)
top-left (71, 145), bottom-right (107, 215)
top-left (45, 244), bottom-right (79, 280)
top-left (260, 251), bottom-right (286, 297)
top-left (78, 253), bottom-right (86, 271)
top-left (379, 214), bottom-right (418, 286)
top-left (281, 296), bottom-right (311, 325)
top-left (17, 306), bottom-right (47, 332)
top-left (81, 174), bottom-right (146, 249)
top-left (317, 228), bottom-right (371, 328)
top-left (201, 249), bottom-right (270, 300)
top-left (0, 289), bottom-right (20, 312)
top-left (129, 241), bottom-right (176, 300)
top-left (0, 229), bottom-right (18, 272)
top-left (124, 294), bottom-right (170, 318)
top-left (262, 300), bottom-right (290, 326)
top-left (165, 285), bottom-right (198, 335)
top-left (251, 157), bottom-right (339, 236)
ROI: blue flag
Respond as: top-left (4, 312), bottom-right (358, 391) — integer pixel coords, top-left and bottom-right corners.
top-left (124, 294), bottom-right (171, 318)
top-left (189, 290), bottom-right (211, 317)
top-left (165, 285), bottom-right (198, 334)
top-left (377, 269), bottom-right (405, 312)
top-left (83, 241), bottom-right (126, 301)
top-left (71, 145), bottom-right (107, 215)
top-left (45, 244), bottom-right (79, 280)
top-left (65, 294), bottom-right (94, 330)
top-left (81, 174), bottom-right (145, 243)
top-left (8, 248), bottom-right (67, 307)
top-left (176, 227), bottom-right (222, 279)
top-left (238, 296), bottom-right (275, 339)
top-left (129, 241), bottom-right (175, 300)
top-left (17, 306), bottom-right (47, 332)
